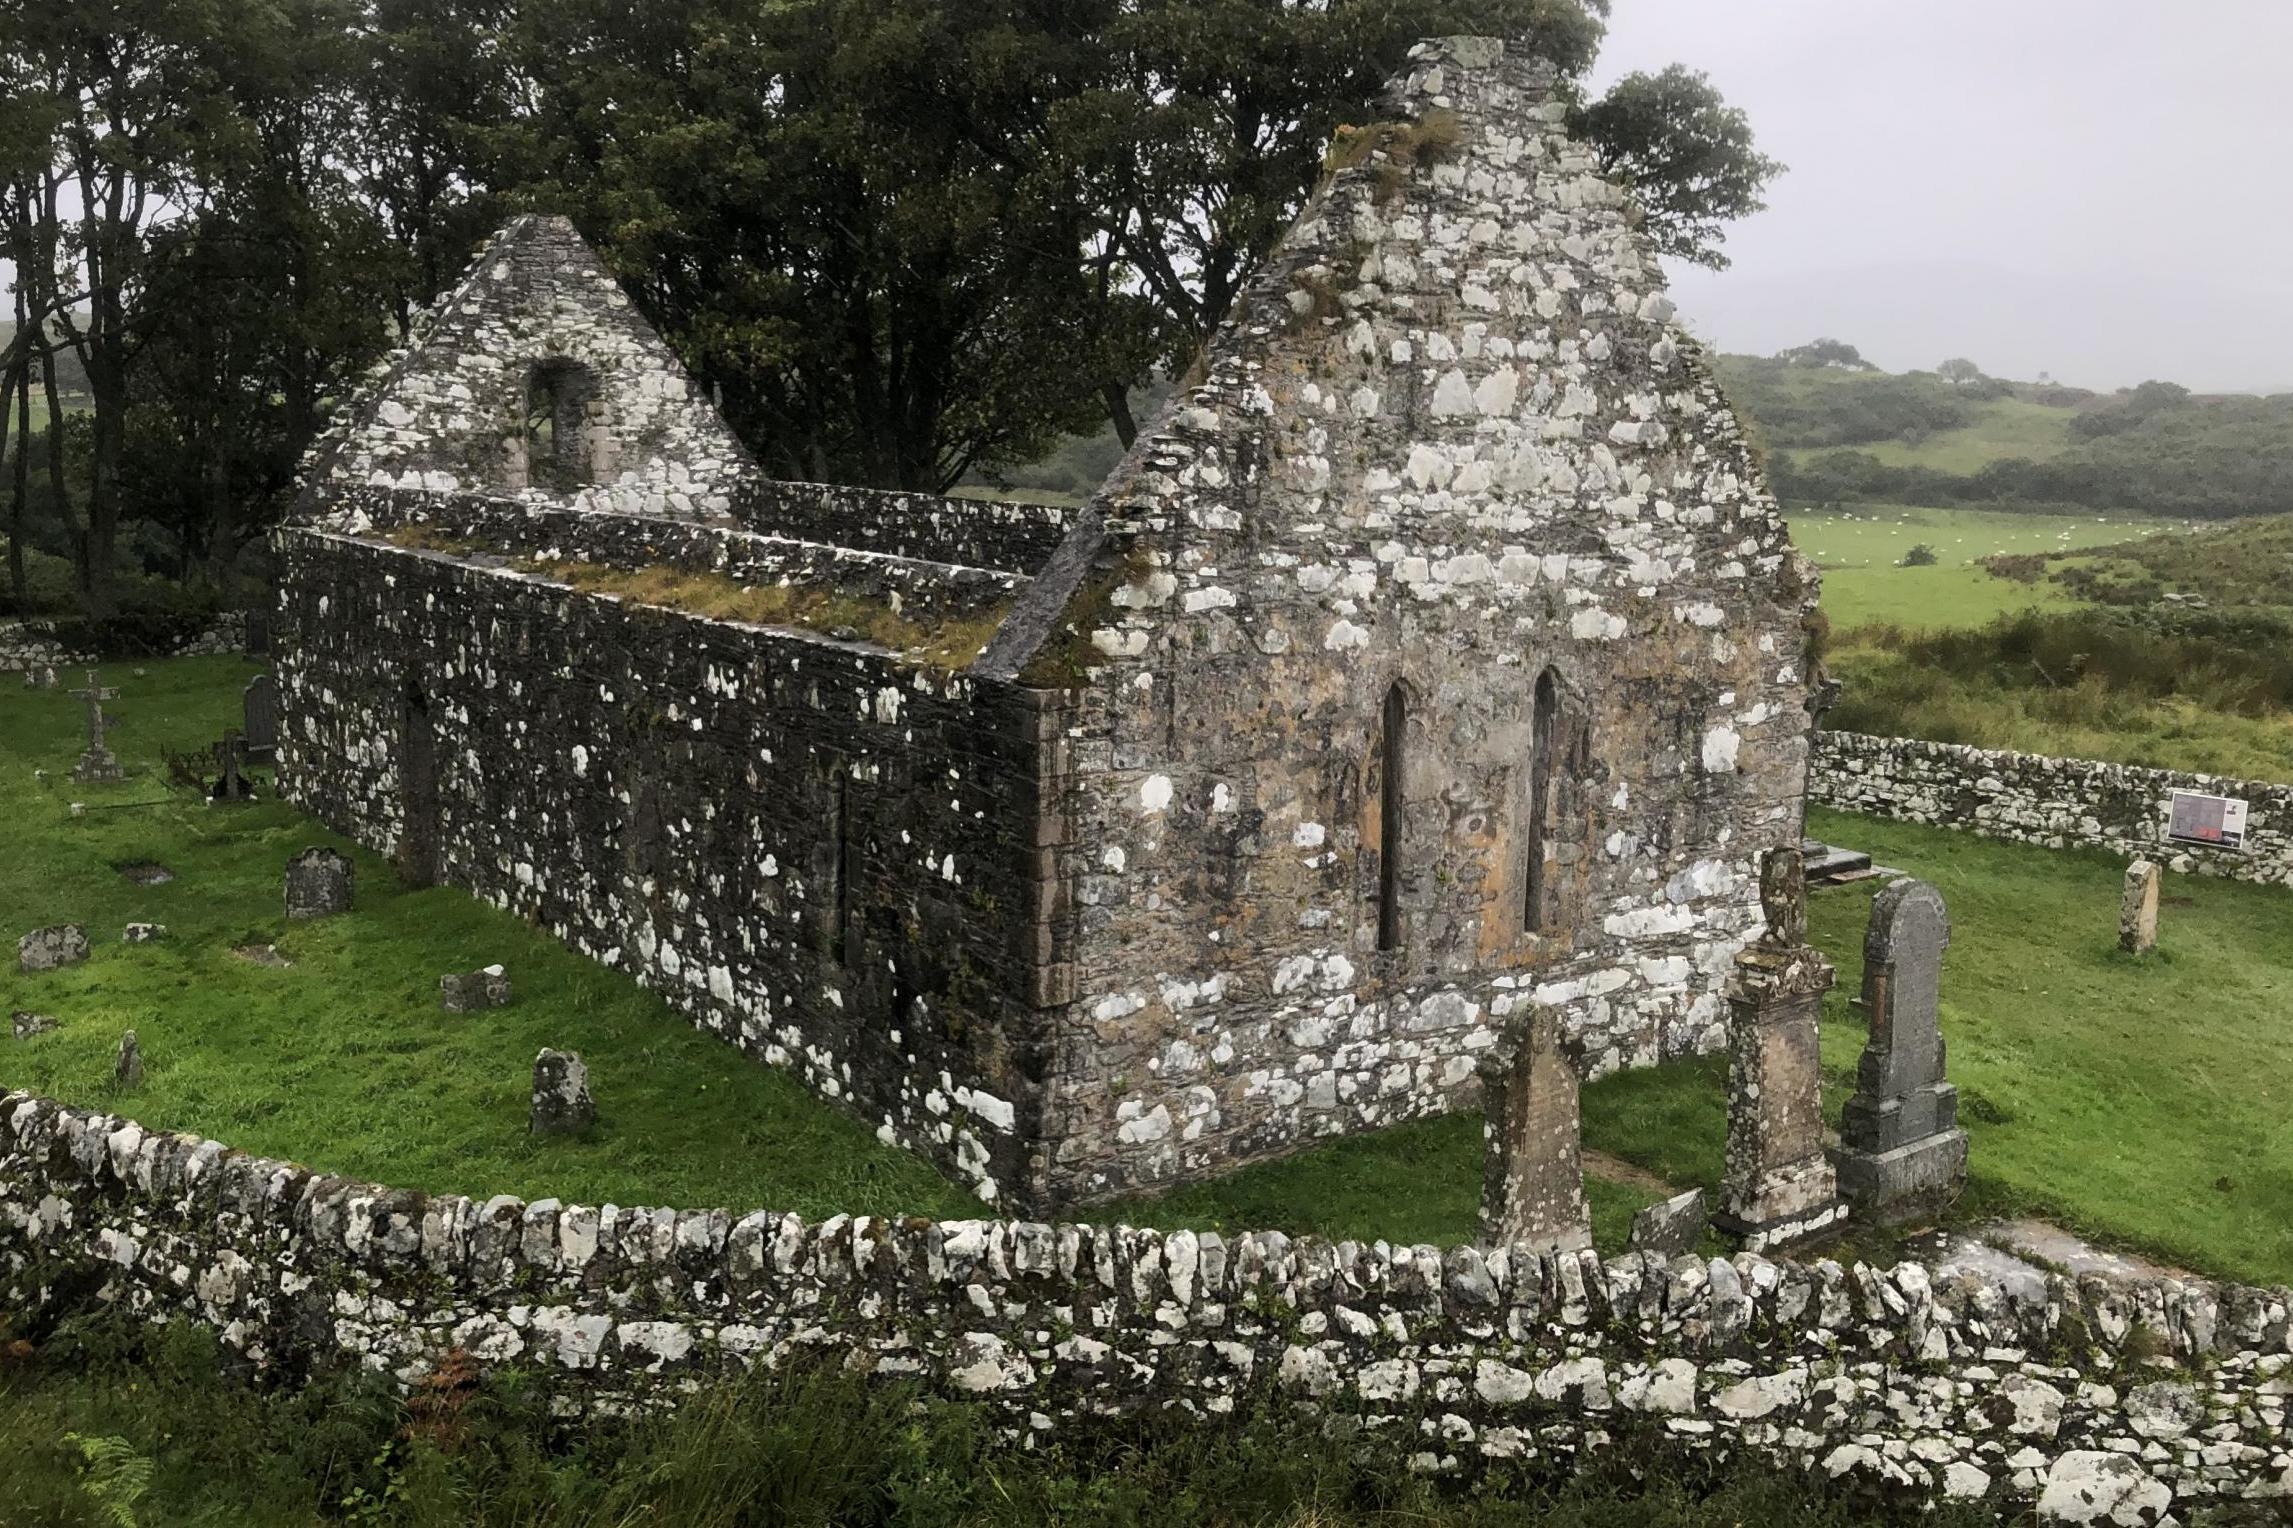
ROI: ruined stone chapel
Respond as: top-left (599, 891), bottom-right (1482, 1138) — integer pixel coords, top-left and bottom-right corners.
top-left (275, 37), bottom-right (1820, 1215)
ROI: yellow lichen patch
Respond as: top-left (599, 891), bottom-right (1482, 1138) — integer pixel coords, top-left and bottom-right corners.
top-left (524, 560), bottom-right (1010, 673)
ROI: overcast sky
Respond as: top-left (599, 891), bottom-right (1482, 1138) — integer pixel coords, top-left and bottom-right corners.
top-left (1589, 0), bottom-right (2293, 392)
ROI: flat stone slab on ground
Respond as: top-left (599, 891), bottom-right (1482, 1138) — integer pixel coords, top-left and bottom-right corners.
top-left (230, 943), bottom-right (293, 969)
top-left (11, 1012), bottom-right (59, 1040)
top-left (122, 923), bottom-right (168, 944)
top-left (441, 965), bottom-right (512, 1012)
top-left (18, 924), bottom-right (90, 973)
top-left (116, 861), bottom-right (175, 885)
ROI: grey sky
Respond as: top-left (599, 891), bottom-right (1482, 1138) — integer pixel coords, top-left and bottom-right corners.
top-left (1590, 0), bottom-right (2293, 391)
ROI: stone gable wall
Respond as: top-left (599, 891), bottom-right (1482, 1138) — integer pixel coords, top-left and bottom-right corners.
top-left (274, 531), bottom-right (1065, 1205)
top-left (1812, 732), bottom-right (2293, 887)
top-left (301, 215), bottom-right (758, 523)
top-left (1015, 39), bottom-right (1818, 1204)
top-left (5, 1089), bottom-right (2288, 1513)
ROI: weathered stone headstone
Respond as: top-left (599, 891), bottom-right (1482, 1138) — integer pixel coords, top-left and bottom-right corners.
top-left (18, 924), bottom-right (90, 973)
top-left (285, 848), bottom-right (355, 919)
top-left (211, 730), bottom-right (256, 802)
top-left (1627, 1188), bottom-right (1708, 1259)
top-left (441, 965), bottom-right (512, 1012)
top-left (1476, 1006), bottom-right (1591, 1254)
top-left (2119, 860), bottom-right (2160, 955)
top-left (68, 670), bottom-right (124, 783)
top-left (242, 673), bottom-right (279, 763)
top-left (531, 1049), bottom-right (595, 1134)
top-left (11, 1011), bottom-right (59, 1040)
top-left (122, 923), bottom-right (168, 944)
top-left (1716, 847), bottom-right (1849, 1253)
top-left (115, 1030), bottom-right (143, 1088)
top-left (23, 664), bottom-right (58, 690)
top-left (1833, 879), bottom-right (1969, 1222)
top-left (243, 608), bottom-right (272, 657)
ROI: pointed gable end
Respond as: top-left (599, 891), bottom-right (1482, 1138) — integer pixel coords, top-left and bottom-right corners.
top-left (300, 214), bottom-right (757, 523)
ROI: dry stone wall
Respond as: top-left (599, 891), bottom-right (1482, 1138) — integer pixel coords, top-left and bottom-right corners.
top-left (1003, 39), bottom-right (1818, 1204)
top-left (6, 1089), bottom-right (2290, 1514)
top-left (275, 527), bottom-right (1065, 1207)
top-left (1812, 732), bottom-right (2293, 887)
top-left (733, 481), bottom-right (1072, 576)
top-left (1, 613), bottom-right (250, 673)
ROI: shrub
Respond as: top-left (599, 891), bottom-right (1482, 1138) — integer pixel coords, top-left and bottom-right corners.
top-left (1898, 544), bottom-right (1939, 567)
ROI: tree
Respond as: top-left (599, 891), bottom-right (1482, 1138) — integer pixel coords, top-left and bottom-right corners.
top-left (1569, 63), bottom-right (1782, 272)
top-left (1778, 338), bottom-right (1871, 370)
top-left (1937, 357), bottom-right (1983, 388)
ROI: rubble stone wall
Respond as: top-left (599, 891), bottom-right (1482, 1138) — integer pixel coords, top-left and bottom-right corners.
top-left (1812, 732), bottom-right (2293, 887)
top-left (1, 612), bottom-right (250, 673)
top-left (274, 529), bottom-right (1066, 1206)
top-left (6, 1089), bottom-right (2289, 1513)
top-left (734, 480), bottom-right (1072, 576)
top-left (1008, 39), bottom-right (1819, 1204)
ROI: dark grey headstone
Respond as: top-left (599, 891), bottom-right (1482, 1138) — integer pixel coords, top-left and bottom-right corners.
top-left (243, 608), bottom-right (273, 657)
top-left (116, 1030), bottom-right (143, 1088)
top-left (1627, 1188), bottom-right (1708, 1259)
top-left (18, 924), bottom-right (90, 973)
top-left (243, 673), bottom-right (279, 762)
top-left (531, 1049), bottom-right (595, 1134)
top-left (441, 965), bottom-right (512, 1012)
top-left (285, 848), bottom-right (355, 920)
top-left (1835, 878), bottom-right (1968, 1222)
top-left (11, 1011), bottom-right (59, 1040)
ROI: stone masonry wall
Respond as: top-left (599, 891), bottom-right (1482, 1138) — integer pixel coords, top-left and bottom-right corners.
top-left (1, 612), bottom-right (250, 673)
top-left (6, 1089), bottom-right (2290, 1513)
top-left (275, 530), bottom-right (1066, 1206)
top-left (300, 215), bottom-right (758, 522)
top-left (1812, 732), bottom-right (2293, 887)
top-left (1007, 40), bottom-right (1817, 1204)
top-left (734, 480), bottom-right (1073, 576)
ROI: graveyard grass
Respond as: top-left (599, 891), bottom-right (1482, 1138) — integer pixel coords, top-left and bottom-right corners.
top-left (6, 663), bottom-right (2293, 1286)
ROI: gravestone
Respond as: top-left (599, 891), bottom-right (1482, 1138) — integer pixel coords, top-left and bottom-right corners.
top-left (242, 673), bottom-right (279, 763)
top-left (285, 847), bottom-right (356, 919)
top-left (122, 923), bottom-right (168, 944)
top-left (1716, 847), bottom-right (1849, 1253)
top-left (68, 670), bottom-right (125, 783)
top-left (23, 664), bottom-right (58, 690)
top-left (211, 730), bottom-right (256, 802)
top-left (243, 608), bottom-right (272, 657)
top-left (441, 965), bottom-right (512, 1012)
top-left (1476, 1006), bottom-right (1591, 1254)
top-left (531, 1049), bottom-right (596, 1134)
top-left (115, 1030), bottom-right (143, 1088)
top-left (11, 1012), bottom-right (59, 1040)
top-left (1628, 1188), bottom-right (1708, 1259)
top-left (2119, 860), bottom-right (2160, 955)
top-left (1833, 879), bottom-right (1969, 1222)
top-left (18, 924), bottom-right (90, 973)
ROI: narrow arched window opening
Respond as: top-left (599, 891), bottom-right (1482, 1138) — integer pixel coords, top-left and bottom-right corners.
top-left (1524, 668), bottom-right (1559, 933)
top-left (1376, 683), bottom-right (1406, 952)
top-left (520, 358), bottom-right (603, 493)
top-left (831, 770), bottom-right (855, 967)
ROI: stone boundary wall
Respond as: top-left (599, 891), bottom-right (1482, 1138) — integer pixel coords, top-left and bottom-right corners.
top-left (733, 480), bottom-right (1071, 577)
top-left (4, 1091), bottom-right (2288, 1513)
top-left (1812, 732), bottom-right (2293, 887)
top-left (1, 612), bottom-right (251, 674)
top-left (334, 488), bottom-right (1026, 623)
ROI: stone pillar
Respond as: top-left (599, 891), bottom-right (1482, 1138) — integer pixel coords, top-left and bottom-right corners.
top-left (1833, 879), bottom-right (1969, 1221)
top-left (1716, 848), bottom-right (1849, 1252)
top-left (2119, 860), bottom-right (2160, 955)
top-left (1477, 1006), bottom-right (1591, 1254)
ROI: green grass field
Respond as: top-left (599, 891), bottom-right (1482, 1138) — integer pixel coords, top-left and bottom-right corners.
top-left (1840, 395), bottom-right (2078, 472)
top-left (1787, 504), bottom-right (2158, 629)
top-left (9, 663), bottom-right (2292, 1285)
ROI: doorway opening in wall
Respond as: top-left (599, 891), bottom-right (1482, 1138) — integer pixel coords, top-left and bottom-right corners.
top-left (521, 358), bottom-right (602, 494)
top-left (1525, 667), bottom-right (1559, 932)
top-left (1376, 683), bottom-right (1406, 952)
top-left (397, 684), bottom-right (441, 887)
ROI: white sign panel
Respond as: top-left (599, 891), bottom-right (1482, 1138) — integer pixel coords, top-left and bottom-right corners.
top-left (2167, 790), bottom-right (2250, 851)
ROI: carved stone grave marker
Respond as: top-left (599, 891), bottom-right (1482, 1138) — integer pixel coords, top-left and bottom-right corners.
top-left (441, 965), bottom-right (512, 1012)
top-left (211, 730), bottom-right (256, 802)
top-left (285, 848), bottom-right (355, 920)
top-left (243, 673), bottom-right (279, 763)
top-left (1833, 879), bottom-right (1969, 1221)
top-left (532, 1049), bottom-right (596, 1134)
top-left (116, 1030), bottom-right (143, 1088)
top-left (2119, 860), bottom-right (2160, 955)
top-left (1477, 1006), bottom-right (1591, 1254)
top-left (68, 670), bottom-right (124, 783)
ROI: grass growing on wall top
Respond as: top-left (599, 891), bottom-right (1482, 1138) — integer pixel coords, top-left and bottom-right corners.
top-left (0, 657), bottom-right (983, 1222)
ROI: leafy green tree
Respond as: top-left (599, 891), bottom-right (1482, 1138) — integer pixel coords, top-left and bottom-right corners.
top-left (1569, 63), bottom-right (1781, 271)
top-left (1937, 357), bottom-right (1983, 388)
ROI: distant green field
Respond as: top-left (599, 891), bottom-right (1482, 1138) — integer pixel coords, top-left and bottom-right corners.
top-left (1847, 395), bottom-right (2078, 472)
top-left (1788, 504), bottom-right (2160, 630)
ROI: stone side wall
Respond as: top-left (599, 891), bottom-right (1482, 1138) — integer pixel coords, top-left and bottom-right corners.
top-left (299, 215), bottom-right (758, 523)
top-left (336, 487), bottom-right (1024, 623)
top-left (2, 612), bottom-right (250, 673)
top-left (733, 480), bottom-right (1072, 576)
top-left (275, 531), bottom-right (1065, 1206)
top-left (1013, 40), bottom-right (1817, 1204)
top-left (1812, 732), bottom-right (2293, 887)
top-left (6, 1090), bottom-right (2289, 1513)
